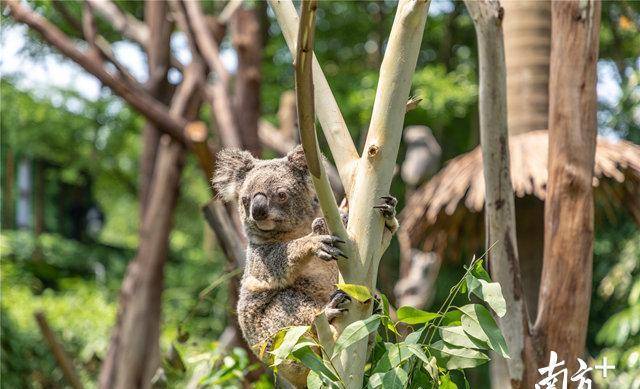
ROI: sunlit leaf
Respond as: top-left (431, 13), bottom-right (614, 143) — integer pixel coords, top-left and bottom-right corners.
top-left (336, 283), bottom-right (372, 303)
top-left (397, 306), bottom-right (440, 325)
top-left (332, 314), bottom-right (381, 358)
top-left (439, 326), bottom-right (488, 350)
top-left (372, 342), bottom-right (412, 374)
top-left (459, 304), bottom-right (509, 358)
top-left (465, 274), bottom-right (507, 317)
top-left (270, 325), bottom-right (310, 366)
top-left (430, 340), bottom-right (489, 369)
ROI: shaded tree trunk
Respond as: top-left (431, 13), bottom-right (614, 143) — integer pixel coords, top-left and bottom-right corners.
top-left (232, 6), bottom-right (263, 156)
top-left (3, 147), bottom-right (15, 229)
top-left (534, 0), bottom-right (600, 375)
top-left (139, 0), bottom-right (174, 223)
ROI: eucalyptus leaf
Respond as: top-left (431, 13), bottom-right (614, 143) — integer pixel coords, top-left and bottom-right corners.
top-left (459, 304), bottom-right (509, 358)
top-left (368, 367), bottom-right (409, 389)
top-left (405, 343), bottom-right (431, 365)
top-left (397, 306), bottom-right (440, 325)
top-left (430, 340), bottom-right (489, 369)
top-left (439, 373), bottom-right (458, 389)
top-left (291, 345), bottom-right (339, 382)
top-left (336, 283), bottom-right (372, 303)
top-left (465, 274), bottom-right (507, 317)
top-left (332, 314), bottom-right (381, 358)
top-left (372, 342), bottom-right (412, 374)
top-left (439, 326), bottom-right (488, 350)
top-left (270, 326), bottom-right (310, 366)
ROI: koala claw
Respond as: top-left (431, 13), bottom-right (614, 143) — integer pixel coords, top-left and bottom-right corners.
top-left (373, 195), bottom-right (397, 220)
top-left (316, 235), bottom-right (347, 261)
top-left (325, 290), bottom-right (351, 322)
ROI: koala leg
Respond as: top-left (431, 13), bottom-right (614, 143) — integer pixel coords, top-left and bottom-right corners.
top-left (324, 290), bottom-right (351, 322)
top-left (373, 195), bottom-right (399, 234)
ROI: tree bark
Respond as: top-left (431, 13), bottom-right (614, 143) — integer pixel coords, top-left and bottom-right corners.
top-left (99, 61), bottom-right (203, 389)
top-left (139, 0), bottom-right (174, 223)
top-left (534, 0), bottom-right (600, 376)
top-left (463, 1), bottom-right (540, 387)
top-left (232, 7), bottom-right (263, 156)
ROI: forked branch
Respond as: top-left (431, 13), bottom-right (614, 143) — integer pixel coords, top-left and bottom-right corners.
top-left (268, 0), bottom-right (359, 194)
top-left (295, 0), bottom-right (351, 268)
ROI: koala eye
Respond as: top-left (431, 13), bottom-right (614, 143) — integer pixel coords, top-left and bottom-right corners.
top-left (276, 188), bottom-right (288, 203)
top-left (241, 196), bottom-right (250, 207)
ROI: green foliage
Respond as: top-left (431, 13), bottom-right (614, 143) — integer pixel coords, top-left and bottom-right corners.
top-left (592, 233), bottom-right (640, 388)
top-left (269, 255), bottom-right (508, 388)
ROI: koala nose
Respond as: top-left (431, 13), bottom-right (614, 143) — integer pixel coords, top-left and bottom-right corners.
top-left (250, 193), bottom-right (269, 221)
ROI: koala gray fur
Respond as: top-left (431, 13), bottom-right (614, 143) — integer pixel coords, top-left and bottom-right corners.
top-left (213, 145), bottom-right (342, 387)
top-left (213, 145), bottom-right (398, 388)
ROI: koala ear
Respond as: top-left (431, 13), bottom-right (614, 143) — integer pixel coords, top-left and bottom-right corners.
top-left (286, 145), bottom-right (308, 174)
top-left (212, 148), bottom-right (255, 201)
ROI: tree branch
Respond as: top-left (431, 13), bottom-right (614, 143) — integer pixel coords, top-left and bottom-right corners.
top-left (85, 0), bottom-right (149, 46)
top-left (34, 312), bottom-right (84, 389)
top-left (267, 0), bottom-right (359, 195)
top-left (6, 0), bottom-right (189, 145)
top-left (179, 0), bottom-right (243, 149)
top-left (295, 0), bottom-right (351, 267)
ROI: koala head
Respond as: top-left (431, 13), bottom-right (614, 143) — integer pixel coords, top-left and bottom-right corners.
top-left (213, 145), bottom-right (319, 242)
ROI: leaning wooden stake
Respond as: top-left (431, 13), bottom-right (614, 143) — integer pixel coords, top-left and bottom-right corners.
top-left (292, 1), bottom-right (430, 387)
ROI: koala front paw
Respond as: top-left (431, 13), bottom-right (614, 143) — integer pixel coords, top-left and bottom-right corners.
top-left (308, 234), bottom-right (347, 261)
top-left (373, 195), bottom-right (397, 219)
top-left (374, 195), bottom-right (399, 233)
top-left (325, 290), bottom-right (351, 323)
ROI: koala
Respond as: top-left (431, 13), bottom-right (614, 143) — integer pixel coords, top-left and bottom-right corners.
top-left (213, 145), bottom-right (398, 387)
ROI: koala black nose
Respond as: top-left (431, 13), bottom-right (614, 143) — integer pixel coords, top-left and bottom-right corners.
top-left (250, 193), bottom-right (269, 221)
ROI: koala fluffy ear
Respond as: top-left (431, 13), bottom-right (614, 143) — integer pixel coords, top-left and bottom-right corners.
top-left (212, 148), bottom-right (255, 201)
top-left (286, 145), bottom-right (308, 174)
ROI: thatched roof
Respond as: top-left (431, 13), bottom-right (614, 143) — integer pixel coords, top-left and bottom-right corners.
top-left (401, 130), bottom-right (640, 253)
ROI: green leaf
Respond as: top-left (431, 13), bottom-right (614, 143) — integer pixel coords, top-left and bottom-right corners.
top-left (270, 326), bottom-right (310, 366)
top-left (307, 370), bottom-right (324, 389)
top-left (439, 326), bottom-right (488, 350)
top-left (439, 373), bottom-right (458, 389)
top-left (291, 345), bottom-right (339, 382)
top-left (336, 283), bottom-right (372, 303)
top-left (410, 368), bottom-right (434, 389)
top-left (405, 343), bottom-right (431, 365)
top-left (465, 274), bottom-right (507, 317)
top-left (332, 314), bottom-right (381, 358)
top-left (459, 304), bottom-right (509, 358)
top-left (442, 310), bottom-right (463, 326)
top-left (424, 356), bottom-right (439, 382)
top-left (471, 258), bottom-right (491, 282)
top-left (372, 342), bottom-right (412, 374)
top-left (430, 340), bottom-right (489, 369)
top-left (368, 367), bottom-right (408, 389)
top-left (404, 327), bottom-right (426, 344)
top-left (397, 306), bottom-right (440, 325)
top-left (378, 292), bottom-right (393, 317)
